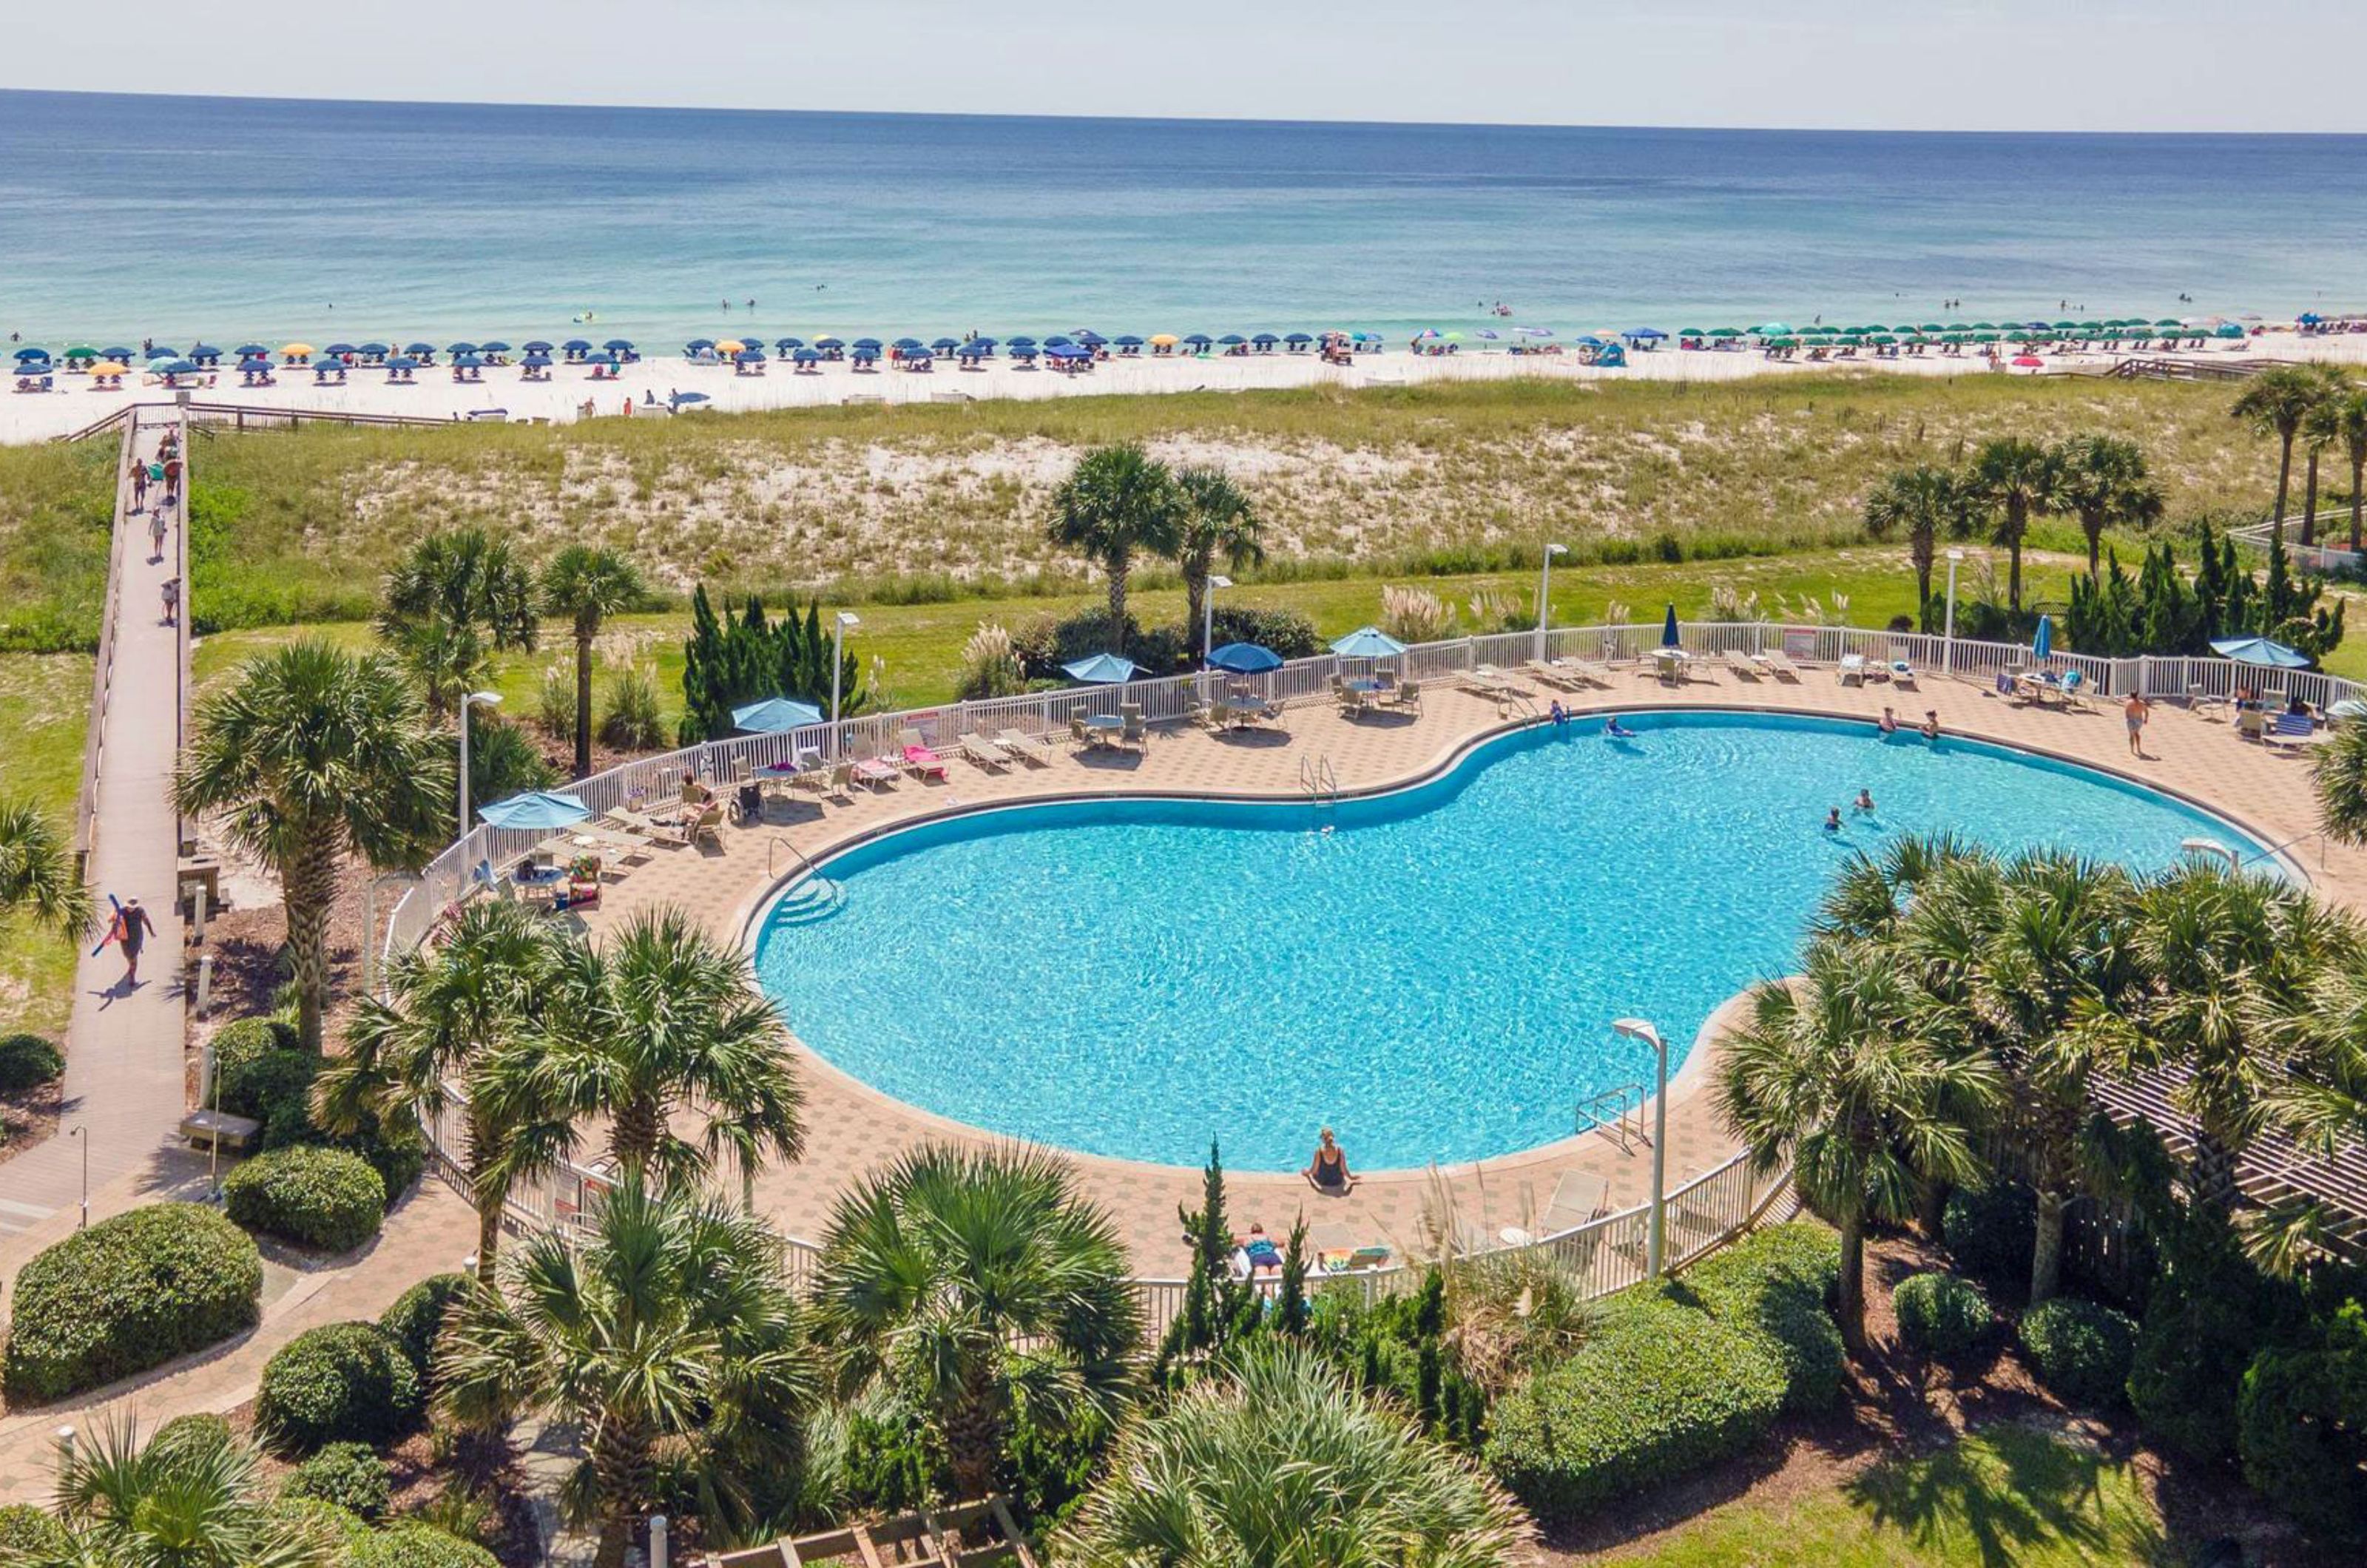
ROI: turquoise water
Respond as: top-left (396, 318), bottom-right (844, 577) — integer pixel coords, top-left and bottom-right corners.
top-left (752, 713), bottom-right (2265, 1172)
top-left (4, 91), bottom-right (2364, 345)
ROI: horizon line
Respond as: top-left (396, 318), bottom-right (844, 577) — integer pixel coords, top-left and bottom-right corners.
top-left (3, 84), bottom-right (2363, 139)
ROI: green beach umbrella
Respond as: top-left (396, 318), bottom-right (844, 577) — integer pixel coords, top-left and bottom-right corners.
top-left (1971, 322), bottom-right (1997, 331)
top-left (1678, 327), bottom-right (1707, 337)
top-left (1754, 322), bottom-right (1794, 337)
top-left (1919, 322), bottom-right (1947, 333)
top-left (1871, 333), bottom-right (1897, 344)
top-left (2154, 317), bottom-right (2182, 327)
top-left (1836, 335), bottom-right (1864, 346)
top-left (1710, 327), bottom-right (1741, 337)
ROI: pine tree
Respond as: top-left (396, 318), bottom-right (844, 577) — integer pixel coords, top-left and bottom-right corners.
top-left (677, 585), bottom-right (731, 744)
top-left (1274, 1217), bottom-right (1311, 1336)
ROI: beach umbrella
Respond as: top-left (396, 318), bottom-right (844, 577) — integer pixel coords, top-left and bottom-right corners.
top-left (2154, 318), bottom-right (2182, 328)
top-left (155, 359), bottom-right (200, 375)
top-left (90, 360), bottom-right (127, 375)
top-left (775, 337), bottom-right (802, 352)
top-left (279, 342), bottom-right (314, 357)
top-left (13, 348), bottom-right (50, 362)
top-left (2211, 635), bottom-right (2309, 669)
top-left (384, 356), bottom-right (418, 371)
top-left (1330, 626), bottom-right (1408, 659)
top-left (561, 339), bottom-right (592, 354)
top-left (1516, 325), bottom-right (1554, 338)
top-left (1183, 333), bottom-right (1213, 347)
top-left (1148, 334), bottom-right (1177, 347)
top-left (854, 337), bottom-right (882, 350)
top-left (1076, 331), bottom-right (1107, 345)
top-left (792, 347), bottom-right (821, 364)
top-left (737, 348), bottom-right (767, 362)
top-left (851, 346), bottom-right (879, 362)
top-left (477, 790), bottom-right (592, 831)
top-left (584, 351), bottom-right (618, 366)
top-left (2013, 354), bottom-right (2044, 368)
top-left (1007, 335), bottom-right (1038, 348)
top-left (452, 352), bottom-right (483, 368)
top-left (479, 340), bottom-right (512, 354)
top-left (931, 337), bottom-right (959, 351)
top-left (189, 342), bottom-right (224, 358)
top-left (1043, 335), bottom-right (1073, 348)
top-left (1574, 335), bottom-right (1606, 348)
top-left (1754, 322), bottom-right (1793, 336)
top-left (732, 697), bottom-right (825, 734)
top-left (814, 337), bottom-right (845, 349)
top-left (1284, 332), bottom-right (1312, 345)
top-left (1218, 334), bottom-right (1246, 345)
top-left (2215, 322), bottom-right (2246, 339)
top-left (1661, 604), bottom-right (1680, 648)
top-left (968, 337), bottom-right (998, 350)
top-left (1626, 327), bottom-right (1667, 339)
top-left (686, 338), bottom-right (715, 352)
top-left (1919, 322), bottom-right (1947, 334)
top-left (358, 342), bottom-right (391, 356)
top-left (2031, 615), bottom-right (2053, 660)
top-left (405, 341), bottom-right (435, 355)
top-left (233, 342), bottom-right (269, 357)
top-left (1678, 328), bottom-right (1707, 337)
top-left (891, 337), bottom-right (923, 351)
top-left (1063, 653), bottom-right (1138, 684)
top-left (101, 347), bottom-right (137, 362)
top-left (521, 339), bottom-right (553, 353)
top-left (447, 341), bottom-right (479, 355)
top-left (604, 338), bottom-right (635, 352)
top-left (1709, 327), bottom-right (1741, 338)
top-left (237, 354), bottom-right (271, 368)
top-left (319, 342), bottom-right (352, 356)
top-left (1118, 334), bottom-right (1147, 347)
top-left (1207, 642), bottom-right (1283, 674)
top-left (1009, 345), bottom-right (1038, 359)
top-left (2329, 697), bottom-right (2367, 723)
top-left (521, 352), bottom-right (552, 368)
top-left (715, 339), bottom-right (746, 354)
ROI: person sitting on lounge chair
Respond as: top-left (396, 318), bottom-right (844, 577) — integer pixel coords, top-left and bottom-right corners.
top-left (1304, 1128), bottom-right (1356, 1195)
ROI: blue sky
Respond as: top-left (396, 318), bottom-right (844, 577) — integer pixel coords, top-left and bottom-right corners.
top-left (10, 0), bottom-right (2364, 132)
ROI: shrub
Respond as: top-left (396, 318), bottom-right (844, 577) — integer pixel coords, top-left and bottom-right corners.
top-left (1209, 604), bottom-right (1323, 660)
top-left (2129, 1214), bottom-right (2304, 1464)
top-left (274, 1496), bottom-right (371, 1555)
top-left (1894, 1272), bottom-right (1992, 1358)
top-left (224, 1145), bottom-right (387, 1253)
top-left (1685, 1223), bottom-right (1846, 1411)
top-left (1, 1202), bottom-right (263, 1402)
top-left (0, 1502), bottom-right (70, 1558)
top-left (149, 1411), bottom-right (238, 1465)
top-left (212, 1015), bottom-right (300, 1069)
top-left (255, 1321), bottom-right (422, 1453)
top-left (1485, 1291), bottom-right (1787, 1522)
top-left (221, 1047), bottom-right (319, 1121)
top-left (346, 1523), bottom-right (502, 1568)
top-left (534, 662), bottom-right (576, 738)
top-left (381, 1272), bottom-right (474, 1383)
top-left (285, 1441), bottom-right (393, 1521)
top-left (2018, 1297), bottom-right (2138, 1408)
top-left (598, 663), bottom-right (667, 750)
top-left (1013, 609), bottom-right (1186, 678)
top-left (955, 621), bottom-right (1028, 700)
top-left (1942, 1181), bottom-right (2037, 1290)
top-left (0, 1031), bottom-right (64, 1092)
top-left (2236, 1300), bottom-right (2367, 1548)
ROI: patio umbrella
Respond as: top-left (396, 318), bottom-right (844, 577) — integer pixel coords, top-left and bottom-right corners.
top-left (1207, 642), bottom-right (1283, 674)
top-left (1330, 626), bottom-right (1408, 659)
top-left (732, 697), bottom-right (825, 733)
top-left (1661, 604), bottom-right (1680, 648)
top-left (477, 790), bottom-right (592, 831)
top-left (1063, 653), bottom-right (1139, 684)
top-left (2210, 635), bottom-right (2309, 669)
top-left (2032, 615), bottom-right (2053, 660)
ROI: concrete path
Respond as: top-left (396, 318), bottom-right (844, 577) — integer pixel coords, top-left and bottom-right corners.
top-left (0, 413), bottom-right (201, 1242)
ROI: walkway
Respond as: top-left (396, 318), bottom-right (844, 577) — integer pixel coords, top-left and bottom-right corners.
top-left (0, 413), bottom-right (202, 1252)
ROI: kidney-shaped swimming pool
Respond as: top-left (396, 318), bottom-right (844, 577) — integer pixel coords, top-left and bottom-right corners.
top-left (752, 712), bottom-right (2267, 1172)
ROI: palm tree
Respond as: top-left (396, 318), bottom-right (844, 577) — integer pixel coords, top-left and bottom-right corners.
top-left (314, 899), bottom-right (574, 1285)
top-left (378, 528), bottom-right (540, 717)
top-left (46, 1413), bottom-right (334, 1568)
top-left (1172, 465), bottom-right (1264, 660)
top-left (811, 1143), bottom-right (1139, 1499)
top-left (1059, 1342), bottom-right (1527, 1568)
top-left (2233, 365), bottom-right (2340, 543)
top-left (0, 795), bottom-right (91, 940)
top-left (2312, 720), bottom-right (2367, 847)
top-left (174, 641), bottom-right (451, 1052)
top-left (2055, 435), bottom-right (2164, 575)
top-left (540, 546), bottom-right (646, 779)
top-left (1046, 445), bottom-right (1183, 655)
top-left (1860, 464), bottom-right (1962, 619)
top-left (438, 1175), bottom-right (815, 1568)
top-left (1812, 832), bottom-right (1979, 944)
top-left (2306, 384), bottom-right (2367, 553)
top-left (1716, 937), bottom-right (2000, 1347)
top-left (537, 907), bottom-right (802, 1185)
top-left (1962, 436), bottom-right (2063, 613)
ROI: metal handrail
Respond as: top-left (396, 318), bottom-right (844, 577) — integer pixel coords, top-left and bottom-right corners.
top-left (1576, 1082), bottom-right (1647, 1153)
top-left (768, 835), bottom-right (826, 883)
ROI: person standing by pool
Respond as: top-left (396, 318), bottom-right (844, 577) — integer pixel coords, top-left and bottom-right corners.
top-left (2124, 692), bottom-right (2152, 759)
top-left (1304, 1129), bottom-right (1356, 1195)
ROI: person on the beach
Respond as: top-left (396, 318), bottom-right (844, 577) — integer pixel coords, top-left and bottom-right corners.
top-left (1303, 1128), bottom-right (1356, 1195)
top-left (149, 507), bottom-right (166, 562)
top-left (2124, 693), bottom-right (2151, 758)
top-left (111, 896), bottom-right (158, 987)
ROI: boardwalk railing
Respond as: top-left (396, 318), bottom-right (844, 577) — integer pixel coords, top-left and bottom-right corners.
top-left (72, 420), bottom-right (137, 867)
top-left (54, 396), bottom-right (463, 442)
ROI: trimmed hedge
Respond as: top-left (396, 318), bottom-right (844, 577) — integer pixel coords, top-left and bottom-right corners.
top-left (380, 1272), bottom-right (473, 1383)
top-left (222, 1047), bottom-right (318, 1122)
top-left (1894, 1272), bottom-right (1992, 1358)
top-left (0, 1501), bottom-right (70, 1558)
top-left (273, 1497), bottom-right (371, 1556)
top-left (1, 1203), bottom-right (263, 1403)
top-left (1941, 1182), bottom-right (2036, 1291)
top-left (150, 1411), bottom-right (238, 1465)
top-left (255, 1321), bottom-right (422, 1454)
top-left (212, 1015), bottom-right (300, 1072)
top-left (347, 1523), bottom-right (502, 1568)
top-left (2237, 1301), bottom-right (2367, 1548)
top-left (0, 1032), bottom-right (64, 1092)
top-left (2018, 1297), bottom-right (2137, 1408)
top-left (284, 1441), bottom-right (393, 1521)
top-left (1685, 1223), bottom-right (1846, 1412)
top-left (224, 1145), bottom-right (386, 1253)
top-left (1485, 1291), bottom-right (1788, 1521)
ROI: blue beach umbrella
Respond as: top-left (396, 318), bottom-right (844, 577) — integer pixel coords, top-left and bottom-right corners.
top-left (446, 341), bottom-right (478, 355)
top-left (405, 342), bottom-right (436, 356)
top-left (1006, 335), bottom-right (1037, 348)
top-left (1661, 604), bottom-right (1680, 648)
top-left (13, 348), bottom-right (50, 362)
top-left (1218, 334), bottom-right (1246, 346)
top-left (1063, 653), bottom-right (1139, 685)
top-left (2031, 615), bottom-right (2053, 660)
top-left (146, 348), bottom-right (179, 361)
top-left (1009, 345), bottom-right (1039, 359)
top-left (1076, 331), bottom-right (1107, 346)
top-left (584, 351), bottom-right (617, 367)
top-left (892, 337), bottom-right (924, 351)
top-left (319, 342), bottom-right (352, 356)
top-left (101, 347), bottom-right (138, 362)
top-left (452, 352), bottom-right (484, 368)
top-left (477, 790), bottom-right (592, 831)
top-left (2210, 634), bottom-right (2309, 669)
top-left (521, 351), bottom-right (553, 367)
top-left (776, 337), bottom-right (802, 352)
top-left (1626, 327), bottom-right (1667, 339)
top-left (1043, 334), bottom-right (1073, 348)
top-left (233, 343), bottom-right (269, 358)
top-left (850, 346), bottom-right (879, 363)
top-left (1330, 626), bottom-right (1408, 660)
top-left (1284, 332), bottom-right (1312, 345)
top-left (521, 339), bottom-right (553, 353)
top-left (562, 338), bottom-right (592, 352)
top-left (384, 356), bottom-right (419, 371)
top-left (189, 342), bottom-right (224, 359)
top-left (1115, 334), bottom-right (1144, 348)
top-left (479, 340), bottom-right (511, 354)
top-left (853, 337), bottom-right (883, 351)
top-left (604, 339), bottom-right (635, 353)
top-left (968, 337), bottom-right (998, 350)
top-left (792, 347), bottom-right (821, 364)
top-left (814, 337), bottom-right (845, 350)
top-left (732, 697), bottom-right (825, 733)
top-left (1183, 333), bottom-right (1213, 347)
top-left (1207, 642), bottom-right (1283, 674)
top-left (670, 389), bottom-right (710, 405)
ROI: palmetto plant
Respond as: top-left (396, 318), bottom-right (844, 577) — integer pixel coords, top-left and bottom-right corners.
top-left (378, 527), bottom-right (540, 718)
top-left (1046, 445), bottom-right (1183, 655)
top-left (1962, 436), bottom-right (2064, 612)
top-left (2056, 434), bottom-right (2164, 574)
top-left (2312, 720), bottom-right (2367, 848)
top-left (314, 899), bottom-right (574, 1285)
top-left (44, 1413), bottom-right (333, 1568)
top-left (0, 794), bottom-right (92, 941)
top-left (541, 546), bottom-right (646, 778)
top-left (1059, 1342), bottom-right (1528, 1568)
top-left (1860, 463), bottom-right (1965, 614)
top-left (438, 1175), bottom-right (816, 1568)
top-left (1716, 936), bottom-right (2000, 1346)
top-left (172, 640), bottom-right (451, 1052)
top-left (1172, 464), bottom-right (1265, 659)
top-left (811, 1143), bottom-right (1139, 1500)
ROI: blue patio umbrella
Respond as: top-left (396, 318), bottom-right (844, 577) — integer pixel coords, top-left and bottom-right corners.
top-left (1330, 626), bottom-right (1408, 659)
top-left (1626, 327), bottom-right (1667, 339)
top-left (2031, 615), bottom-right (2053, 660)
top-left (2211, 634), bottom-right (2310, 669)
top-left (1207, 642), bottom-right (1283, 674)
top-left (477, 790), bottom-right (592, 831)
top-left (1661, 604), bottom-right (1680, 648)
top-left (732, 696), bottom-right (825, 733)
top-left (1063, 652), bottom-right (1139, 684)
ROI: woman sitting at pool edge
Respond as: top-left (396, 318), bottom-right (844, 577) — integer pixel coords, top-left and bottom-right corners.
top-left (1305, 1128), bottom-right (1357, 1195)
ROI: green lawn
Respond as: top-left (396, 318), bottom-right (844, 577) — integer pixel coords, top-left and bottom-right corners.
top-left (0, 652), bottom-right (94, 1038)
top-left (1601, 1426), bottom-right (2169, 1567)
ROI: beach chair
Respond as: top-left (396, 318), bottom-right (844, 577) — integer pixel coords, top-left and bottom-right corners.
top-left (1119, 709), bottom-right (1147, 751)
top-left (1889, 660), bottom-right (1919, 689)
top-left (959, 735), bottom-right (1009, 770)
top-left (1762, 652), bottom-right (1803, 682)
top-left (851, 757), bottom-right (899, 791)
top-left (2236, 707), bottom-right (2269, 741)
top-left (996, 727), bottom-right (1053, 764)
top-left (1524, 659), bottom-right (1576, 691)
top-left (676, 801), bottom-right (724, 847)
top-left (1723, 649), bottom-right (1762, 681)
top-left (1568, 658), bottom-right (1614, 687)
top-left (2267, 711), bottom-right (2320, 747)
top-left (1387, 680), bottom-right (1421, 712)
top-left (2057, 669), bottom-right (2087, 708)
top-left (1540, 1169), bottom-right (1611, 1232)
top-left (794, 762), bottom-right (853, 801)
top-left (1069, 715), bottom-right (1094, 748)
top-left (899, 741), bottom-right (950, 780)
top-left (1837, 653), bottom-right (1868, 687)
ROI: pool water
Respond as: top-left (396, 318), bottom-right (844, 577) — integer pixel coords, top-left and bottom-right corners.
top-left (752, 712), bottom-right (2266, 1172)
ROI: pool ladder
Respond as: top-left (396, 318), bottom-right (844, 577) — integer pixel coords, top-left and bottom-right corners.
top-left (1300, 753), bottom-right (1339, 809)
top-left (1575, 1082), bottom-right (1649, 1152)
top-left (767, 837), bottom-right (845, 923)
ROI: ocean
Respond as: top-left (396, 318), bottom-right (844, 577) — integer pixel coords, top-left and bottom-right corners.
top-left (3, 89), bottom-right (2363, 349)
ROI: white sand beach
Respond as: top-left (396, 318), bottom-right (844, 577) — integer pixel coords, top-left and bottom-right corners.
top-left (8, 331), bottom-right (2367, 445)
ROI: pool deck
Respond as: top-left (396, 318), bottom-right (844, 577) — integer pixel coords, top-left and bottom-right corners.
top-left (574, 666), bottom-right (2367, 1274)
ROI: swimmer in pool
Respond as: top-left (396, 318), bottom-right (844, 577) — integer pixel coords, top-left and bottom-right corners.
top-left (1824, 807), bottom-right (1843, 832)
top-left (1854, 788), bottom-right (1875, 814)
top-left (1606, 717), bottom-right (1638, 739)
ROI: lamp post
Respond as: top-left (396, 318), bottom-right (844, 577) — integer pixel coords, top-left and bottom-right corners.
top-left (1942, 548), bottom-right (1965, 675)
top-left (1611, 1018), bottom-right (1669, 1276)
top-left (456, 689), bottom-right (502, 839)
top-left (1202, 574), bottom-right (1232, 696)
top-left (831, 612), bottom-right (860, 757)
top-left (1536, 542), bottom-right (1567, 660)
top-left (68, 1125), bottom-right (87, 1229)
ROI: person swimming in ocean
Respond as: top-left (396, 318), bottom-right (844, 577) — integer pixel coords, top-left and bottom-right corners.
top-left (1605, 716), bottom-right (1638, 739)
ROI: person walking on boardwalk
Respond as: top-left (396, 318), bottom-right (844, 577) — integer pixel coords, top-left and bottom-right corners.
top-left (163, 453), bottom-right (182, 508)
top-left (108, 896), bottom-right (159, 987)
top-left (131, 460), bottom-right (148, 510)
top-left (161, 575), bottom-right (180, 626)
top-left (149, 504), bottom-right (166, 562)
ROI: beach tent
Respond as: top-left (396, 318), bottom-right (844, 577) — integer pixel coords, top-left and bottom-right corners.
top-left (1207, 643), bottom-right (1283, 674)
top-left (1063, 653), bottom-right (1138, 685)
top-left (2211, 635), bottom-right (2310, 669)
top-left (732, 697), bottom-right (825, 734)
top-left (477, 790), bottom-right (592, 831)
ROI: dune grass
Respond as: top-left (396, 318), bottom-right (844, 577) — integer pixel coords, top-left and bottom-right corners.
top-left (0, 653), bottom-right (92, 1038)
top-left (0, 436), bottom-right (120, 652)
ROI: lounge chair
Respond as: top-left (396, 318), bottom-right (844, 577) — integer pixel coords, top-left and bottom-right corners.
top-left (851, 757), bottom-right (899, 790)
top-left (1889, 659), bottom-right (1919, 689)
top-left (1837, 653), bottom-right (1868, 687)
top-left (2268, 711), bottom-right (2320, 747)
top-left (899, 742), bottom-right (950, 780)
top-left (959, 734), bottom-right (1008, 770)
top-left (1524, 659), bottom-right (1576, 691)
top-left (1723, 650), bottom-right (1762, 681)
top-left (794, 761), bottom-right (854, 800)
top-left (2237, 707), bottom-right (2269, 741)
top-left (997, 726), bottom-right (1053, 763)
top-left (1567, 658), bottom-right (1613, 687)
top-left (2058, 669), bottom-right (2087, 708)
top-left (1540, 1169), bottom-right (1611, 1232)
top-left (1762, 652), bottom-right (1803, 682)
top-left (676, 801), bottom-right (724, 846)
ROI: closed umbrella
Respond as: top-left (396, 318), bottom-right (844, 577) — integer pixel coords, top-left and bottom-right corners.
top-left (1661, 604), bottom-right (1680, 648)
top-left (1330, 626), bottom-right (1408, 659)
top-left (1063, 653), bottom-right (1138, 684)
top-left (477, 791), bottom-right (592, 831)
top-left (2211, 635), bottom-right (2309, 669)
top-left (2032, 615), bottom-right (2053, 660)
top-left (732, 697), bottom-right (825, 733)
top-left (1207, 642), bottom-right (1283, 674)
